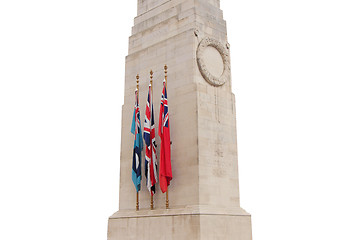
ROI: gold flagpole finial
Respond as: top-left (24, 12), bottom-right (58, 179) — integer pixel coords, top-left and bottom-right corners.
top-left (164, 65), bottom-right (168, 87)
top-left (150, 70), bottom-right (153, 95)
top-left (136, 74), bottom-right (140, 90)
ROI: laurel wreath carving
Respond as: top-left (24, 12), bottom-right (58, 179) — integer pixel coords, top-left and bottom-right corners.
top-left (196, 37), bottom-right (230, 87)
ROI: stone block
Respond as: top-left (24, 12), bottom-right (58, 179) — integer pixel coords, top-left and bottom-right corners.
top-left (108, 206), bottom-right (251, 240)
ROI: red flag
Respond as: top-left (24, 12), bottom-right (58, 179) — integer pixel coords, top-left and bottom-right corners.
top-left (159, 79), bottom-right (172, 193)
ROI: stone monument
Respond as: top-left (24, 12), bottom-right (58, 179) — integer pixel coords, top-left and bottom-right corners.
top-left (108, 0), bottom-right (253, 239)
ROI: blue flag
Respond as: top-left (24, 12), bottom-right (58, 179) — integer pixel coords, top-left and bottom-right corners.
top-left (131, 89), bottom-right (143, 192)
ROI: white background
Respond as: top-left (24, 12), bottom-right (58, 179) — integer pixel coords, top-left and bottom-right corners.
top-left (0, 0), bottom-right (359, 239)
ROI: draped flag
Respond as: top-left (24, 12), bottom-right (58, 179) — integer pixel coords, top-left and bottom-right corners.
top-left (158, 79), bottom-right (172, 193)
top-left (131, 88), bottom-right (143, 192)
top-left (144, 83), bottom-right (158, 195)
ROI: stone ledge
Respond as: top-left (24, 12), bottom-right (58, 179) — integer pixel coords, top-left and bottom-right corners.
top-left (109, 205), bottom-right (250, 219)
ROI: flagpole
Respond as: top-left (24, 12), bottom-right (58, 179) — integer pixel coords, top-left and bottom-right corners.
top-left (150, 70), bottom-right (154, 210)
top-left (136, 192), bottom-right (139, 211)
top-left (164, 64), bottom-right (169, 210)
top-left (136, 74), bottom-right (140, 211)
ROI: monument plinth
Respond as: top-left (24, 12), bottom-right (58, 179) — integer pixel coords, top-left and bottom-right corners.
top-left (108, 0), bottom-right (252, 239)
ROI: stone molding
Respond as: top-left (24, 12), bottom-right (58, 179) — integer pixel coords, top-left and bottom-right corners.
top-left (109, 205), bottom-right (250, 219)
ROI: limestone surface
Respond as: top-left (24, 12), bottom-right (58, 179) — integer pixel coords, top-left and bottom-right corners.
top-left (108, 1), bottom-right (253, 239)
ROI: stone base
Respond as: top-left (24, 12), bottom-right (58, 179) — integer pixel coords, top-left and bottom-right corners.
top-left (108, 206), bottom-right (252, 240)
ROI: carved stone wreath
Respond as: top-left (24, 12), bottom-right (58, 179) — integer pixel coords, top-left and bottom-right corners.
top-left (196, 37), bottom-right (230, 86)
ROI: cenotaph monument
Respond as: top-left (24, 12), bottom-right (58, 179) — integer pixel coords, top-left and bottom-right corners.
top-left (108, 0), bottom-right (253, 239)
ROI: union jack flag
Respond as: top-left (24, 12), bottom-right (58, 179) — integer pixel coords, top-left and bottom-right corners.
top-left (131, 88), bottom-right (143, 192)
top-left (144, 83), bottom-right (158, 195)
top-left (159, 79), bottom-right (172, 193)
